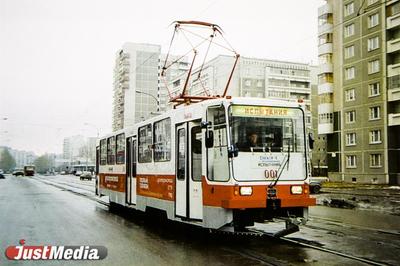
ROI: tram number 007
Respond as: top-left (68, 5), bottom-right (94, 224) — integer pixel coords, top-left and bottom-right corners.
top-left (265, 169), bottom-right (278, 179)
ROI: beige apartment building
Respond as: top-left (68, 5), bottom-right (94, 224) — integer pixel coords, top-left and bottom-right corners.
top-left (318, 0), bottom-right (400, 184)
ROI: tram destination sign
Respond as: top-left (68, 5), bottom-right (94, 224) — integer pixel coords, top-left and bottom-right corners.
top-left (231, 105), bottom-right (295, 118)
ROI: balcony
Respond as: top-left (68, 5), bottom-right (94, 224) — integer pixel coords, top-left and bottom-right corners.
top-left (318, 63), bottom-right (333, 74)
top-left (387, 13), bottom-right (400, 29)
top-left (318, 123), bottom-right (333, 134)
top-left (388, 63), bottom-right (400, 77)
top-left (388, 88), bottom-right (400, 102)
top-left (387, 38), bottom-right (400, 53)
top-left (389, 113), bottom-right (400, 126)
top-left (318, 103), bottom-right (333, 114)
top-left (318, 43), bottom-right (333, 55)
top-left (318, 23), bottom-right (333, 34)
top-left (318, 83), bottom-right (334, 94)
top-left (318, 3), bottom-right (332, 17)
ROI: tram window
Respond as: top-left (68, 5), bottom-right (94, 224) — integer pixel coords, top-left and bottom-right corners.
top-left (138, 124), bottom-right (153, 163)
top-left (177, 129), bottom-right (186, 180)
top-left (107, 136), bottom-right (116, 165)
top-left (153, 118), bottom-right (171, 162)
top-left (191, 126), bottom-right (202, 181)
top-left (100, 139), bottom-right (107, 165)
top-left (206, 105), bottom-right (229, 181)
top-left (116, 133), bottom-right (125, 164)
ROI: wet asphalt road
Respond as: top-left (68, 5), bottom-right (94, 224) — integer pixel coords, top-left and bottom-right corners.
top-left (1, 175), bottom-right (399, 266)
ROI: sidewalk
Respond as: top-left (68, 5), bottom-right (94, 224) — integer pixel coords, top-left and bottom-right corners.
top-left (314, 182), bottom-right (400, 216)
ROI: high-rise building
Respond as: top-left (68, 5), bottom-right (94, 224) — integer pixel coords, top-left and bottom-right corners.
top-left (112, 43), bottom-right (189, 131)
top-left (169, 55), bottom-right (314, 128)
top-left (113, 43), bottom-right (160, 131)
top-left (317, 0), bottom-right (400, 184)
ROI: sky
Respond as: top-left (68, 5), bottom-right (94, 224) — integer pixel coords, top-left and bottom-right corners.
top-left (0, 0), bottom-right (324, 155)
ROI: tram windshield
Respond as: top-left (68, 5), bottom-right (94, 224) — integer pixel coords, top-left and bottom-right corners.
top-left (230, 105), bottom-right (305, 153)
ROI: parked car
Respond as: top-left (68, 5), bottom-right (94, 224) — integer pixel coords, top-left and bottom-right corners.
top-left (80, 171), bottom-right (93, 181)
top-left (0, 173), bottom-right (5, 179)
top-left (12, 169), bottom-right (24, 176)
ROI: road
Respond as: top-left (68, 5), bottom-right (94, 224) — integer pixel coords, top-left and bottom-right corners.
top-left (1, 174), bottom-right (399, 265)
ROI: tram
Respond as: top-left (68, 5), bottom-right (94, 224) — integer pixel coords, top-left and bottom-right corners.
top-left (96, 97), bottom-right (315, 236)
top-left (96, 21), bottom-right (315, 236)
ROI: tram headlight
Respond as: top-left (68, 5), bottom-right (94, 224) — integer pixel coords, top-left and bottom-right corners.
top-left (290, 186), bottom-right (303, 195)
top-left (240, 186), bottom-right (253, 196)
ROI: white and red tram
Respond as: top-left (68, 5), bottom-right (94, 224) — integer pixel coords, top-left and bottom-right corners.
top-left (96, 97), bottom-right (316, 235)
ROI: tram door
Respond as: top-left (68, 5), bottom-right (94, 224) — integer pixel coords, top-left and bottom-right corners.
top-left (175, 121), bottom-right (203, 220)
top-left (126, 137), bottom-right (137, 205)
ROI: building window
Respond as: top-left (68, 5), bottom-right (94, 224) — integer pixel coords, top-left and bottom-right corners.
top-left (245, 79), bottom-right (251, 86)
top-left (346, 155), bottom-right (357, 168)
top-left (116, 133), bottom-right (125, 164)
top-left (369, 82), bottom-right (380, 96)
top-left (389, 75), bottom-right (400, 90)
top-left (138, 124), bottom-right (152, 163)
top-left (367, 36), bottom-right (379, 51)
top-left (345, 88), bottom-right (355, 102)
top-left (345, 67), bottom-right (355, 80)
top-left (319, 13), bottom-right (333, 26)
top-left (344, 2), bottom-right (355, 16)
top-left (346, 133), bottom-right (357, 146)
top-left (370, 130), bottom-right (382, 144)
top-left (368, 60), bottom-right (380, 74)
top-left (370, 154), bottom-right (382, 167)
top-left (369, 106), bottom-right (381, 120)
top-left (153, 118), bottom-right (171, 162)
top-left (344, 45), bottom-right (355, 59)
top-left (319, 33), bottom-right (333, 45)
top-left (344, 23), bottom-right (355, 37)
top-left (318, 73), bottom-right (333, 84)
top-left (319, 54), bottom-right (332, 65)
top-left (346, 110), bottom-right (356, 123)
top-left (388, 1), bottom-right (400, 16)
top-left (318, 113), bottom-right (333, 124)
top-left (368, 13), bottom-right (379, 28)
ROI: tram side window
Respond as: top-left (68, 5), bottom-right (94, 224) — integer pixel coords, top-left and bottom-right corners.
top-left (107, 136), bottom-right (116, 165)
top-left (138, 124), bottom-right (152, 163)
top-left (116, 133), bottom-right (125, 164)
top-left (177, 129), bottom-right (186, 180)
top-left (191, 126), bottom-right (202, 181)
top-left (100, 139), bottom-right (107, 165)
top-left (154, 118), bottom-right (171, 162)
top-left (206, 105), bottom-right (229, 181)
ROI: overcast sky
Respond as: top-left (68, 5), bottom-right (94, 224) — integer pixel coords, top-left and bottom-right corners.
top-left (0, 0), bottom-right (324, 155)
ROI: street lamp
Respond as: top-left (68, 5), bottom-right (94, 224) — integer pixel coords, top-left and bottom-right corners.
top-left (135, 90), bottom-right (160, 112)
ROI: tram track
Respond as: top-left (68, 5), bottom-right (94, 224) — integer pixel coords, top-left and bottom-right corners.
top-left (33, 176), bottom-right (393, 266)
top-left (253, 229), bottom-right (389, 266)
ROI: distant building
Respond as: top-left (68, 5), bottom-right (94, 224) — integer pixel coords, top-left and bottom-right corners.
top-left (63, 135), bottom-right (95, 166)
top-left (112, 42), bottom-right (189, 131)
top-left (317, 0), bottom-right (400, 184)
top-left (2, 147), bottom-right (36, 168)
top-left (169, 55), bottom-right (314, 128)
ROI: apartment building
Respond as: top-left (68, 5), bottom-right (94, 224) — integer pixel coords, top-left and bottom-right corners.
top-left (317, 0), bottom-right (400, 184)
top-left (169, 55), bottom-right (314, 128)
top-left (112, 43), bottom-right (189, 131)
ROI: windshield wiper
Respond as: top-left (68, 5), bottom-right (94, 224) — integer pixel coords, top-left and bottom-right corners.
top-left (268, 140), bottom-right (291, 188)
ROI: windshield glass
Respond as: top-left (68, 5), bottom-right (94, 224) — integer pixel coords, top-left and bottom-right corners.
top-left (230, 105), bottom-right (305, 153)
